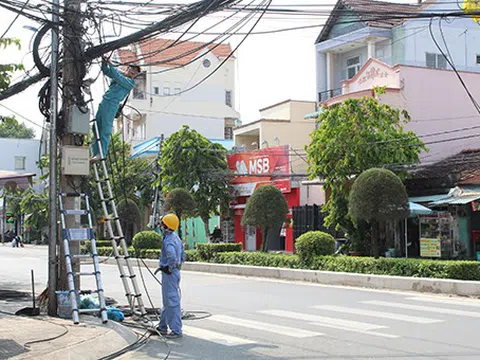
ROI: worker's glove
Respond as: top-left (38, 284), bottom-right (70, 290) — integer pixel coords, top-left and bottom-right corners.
top-left (154, 267), bottom-right (161, 276)
top-left (154, 266), bottom-right (172, 275)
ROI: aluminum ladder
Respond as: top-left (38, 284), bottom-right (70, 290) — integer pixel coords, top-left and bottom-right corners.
top-left (58, 193), bottom-right (108, 324)
top-left (90, 118), bottom-right (146, 317)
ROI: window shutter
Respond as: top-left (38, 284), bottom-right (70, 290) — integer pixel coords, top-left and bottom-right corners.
top-left (426, 53), bottom-right (436, 68)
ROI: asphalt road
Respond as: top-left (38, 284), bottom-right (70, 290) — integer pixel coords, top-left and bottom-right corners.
top-left (2, 245), bottom-right (480, 360)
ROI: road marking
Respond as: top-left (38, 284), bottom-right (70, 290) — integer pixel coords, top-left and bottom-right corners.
top-left (208, 315), bottom-right (324, 338)
top-left (363, 300), bottom-right (480, 318)
top-left (313, 305), bottom-right (443, 324)
top-left (406, 296), bottom-right (480, 308)
top-left (259, 309), bottom-right (386, 332)
top-left (183, 325), bottom-right (255, 346)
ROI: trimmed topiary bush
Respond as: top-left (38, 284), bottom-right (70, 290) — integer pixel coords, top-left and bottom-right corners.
top-left (295, 231), bottom-right (335, 264)
top-left (132, 231), bottom-right (162, 253)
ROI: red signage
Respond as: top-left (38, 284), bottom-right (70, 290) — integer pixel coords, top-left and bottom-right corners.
top-left (228, 146), bottom-right (290, 196)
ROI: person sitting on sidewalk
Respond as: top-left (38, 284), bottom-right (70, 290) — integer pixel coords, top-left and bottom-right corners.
top-left (91, 59), bottom-right (141, 162)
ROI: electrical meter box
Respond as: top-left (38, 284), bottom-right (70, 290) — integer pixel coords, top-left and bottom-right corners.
top-left (67, 105), bottom-right (90, 135)
top-left (62, 146), bottom-right (89, 175)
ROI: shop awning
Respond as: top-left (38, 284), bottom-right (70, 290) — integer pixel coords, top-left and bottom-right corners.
top-left (131, 137), bottom-right (235, 158)
top-left (429, 186), bottom-right (480, 206)
top-left (0, 170), bottom-right (35, 189)
top-left (409, 202), bottom-right (433, 217)
top-left (408, 194), bottom-right (449, 204)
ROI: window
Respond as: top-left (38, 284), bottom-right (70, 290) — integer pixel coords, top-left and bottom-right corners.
top-left (133, 73), bottom-right (146, 99)
top-left (153, 86), bottom-right (159, 95)
top-left (163, 87), bottom-right (170, 95)
top-left (174, 87), bottom-right (181, 94)
top-left (376, 48), bottom-right (385, 62)
top-left (346, 56), bottom-right (361, 79)
top-left (426, 53), bottom-right (447, 69)
top-left (476, 55), bottom-right (480, 65)
top-left (15, 156), bottom-right (25, 170)
top-left (225, 90), bottom-right (232, 107)
top-left (224, 126), bottom-right (233, 140)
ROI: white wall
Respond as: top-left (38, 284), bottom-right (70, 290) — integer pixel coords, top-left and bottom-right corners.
top-left (0, 138), bottom-right (40, 174)
top-left (128, 51), bottom-right (239, 141)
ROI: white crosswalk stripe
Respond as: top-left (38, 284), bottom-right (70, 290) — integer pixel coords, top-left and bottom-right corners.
top-left (259, 309), bottom-right (399, 338)
top-left (183, 325), bottom-right (256, 346)
top-left (363, 300), bottom-right (480, 318)
top-left (208, 315), bottom-right (324, 338)
top-left (406, 296), bottom-right (480, 308)
top-left (313, 305), bottom-right (443, 324)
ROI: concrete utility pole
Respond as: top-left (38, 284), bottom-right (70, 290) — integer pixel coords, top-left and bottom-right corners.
top-left (47, 0), bottom-right (60, 317)
top-left (58, 0), bottom-right (85, 291)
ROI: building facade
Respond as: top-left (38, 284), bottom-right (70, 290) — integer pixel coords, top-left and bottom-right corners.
top-left (316, 0), bottom-right (480, 163)
top-left (116, 38), bottom-right (240, 147)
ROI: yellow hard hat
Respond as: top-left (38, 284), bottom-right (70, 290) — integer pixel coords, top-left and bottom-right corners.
top-left (161, 213), bottom-right (180, 231)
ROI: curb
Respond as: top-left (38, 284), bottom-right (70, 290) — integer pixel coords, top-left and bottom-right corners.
top-left (98, 257), bottom-right (480, 297)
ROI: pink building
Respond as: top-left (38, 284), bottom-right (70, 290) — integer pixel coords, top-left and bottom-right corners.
top-left (321, 58), bottom-right (480, 164)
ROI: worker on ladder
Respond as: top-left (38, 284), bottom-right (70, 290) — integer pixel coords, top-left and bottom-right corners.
top-left (155, 213), bottom-right (185, 339)
top-left (91, 58), bottom-right (141, 162)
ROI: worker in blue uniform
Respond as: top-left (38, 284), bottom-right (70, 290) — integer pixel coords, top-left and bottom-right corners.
top-left (91, 59), bottom-right (141, 162)
top-left (154, 213), bottom-right (185, 339)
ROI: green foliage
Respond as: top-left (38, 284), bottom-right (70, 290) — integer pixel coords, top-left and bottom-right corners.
top-left (306, 94), bottom-right (426, 234)
top-left (295, 231), bottom-right (335, 264)
top-left (159, 126), bottom-right (231, 237)
top-left (117, 199), bottom-right (141, 224)
top-left (132, 231), bottom-right (162, 253)
top-left (309, 256), bottom-right (480, 281)
top-left (349, 168), bottom-right (409, 257)
top-left (198, 251), bottom-right (480, 281)
top-left (212, 252), bottom-right (301, 269)
top-left (0, 116), bottom-right (35, 139)
top-left (89, 133), bottom-right (153, 215)
top-left (196, 243), bottom-right (243, 261)
top-left (0, 38), bottom-right (24, 92)
top-left (349, 168), bottom-right (409, 222)
top-left (185, 249), bottom-right (200, 262)
top-left (164, 188), bottom-right (196, 219)
top-left (241, 185), bottom-right (288, 251)
top-left (20, 188), bottom-right (48, 231)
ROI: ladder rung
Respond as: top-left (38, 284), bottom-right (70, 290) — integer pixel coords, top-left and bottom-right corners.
top-left (72, 254), bottom-right (94, 259)
top-left (77, 289), bottom-right (102, 294)
top-left (60, 193), bottom-right (87, 197)
top-left (64, 228), bottom-right (94, 241)
top-left (74, 272), bottom-right (100, 276)
top-left (61, 209), bottom-right (89, 215)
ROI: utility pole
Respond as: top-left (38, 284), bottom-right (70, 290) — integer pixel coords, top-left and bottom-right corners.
top-left (58, 0), bottom-right (86, 291)
top-left (47, 0), bottom-right (59, 316)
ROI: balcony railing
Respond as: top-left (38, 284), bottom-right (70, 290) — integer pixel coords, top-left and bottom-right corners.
top-left (318, 88), bottom-right (342, 102)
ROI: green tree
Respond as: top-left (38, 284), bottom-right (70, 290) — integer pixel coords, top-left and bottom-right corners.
top-left (89, 133), bottom-right (154, 222)
top-left (0, 38), bottom-right (24, 92)
top-left (0, 117), bottom-right (35, 138)
top-left (349, 168), bottom-right (409, 257)
top-left (306, 89), bottom-right (425, 238)
top-left (1, 38), bottom-right (27, 133)
top-left (20, 188), bottom-right (49, 240)
top-left (159, 126), bottom-right (231, 239)
top-left (241, 185), bottom-right (288, 252)
top-left (164, 188), bottom-right (196, 240)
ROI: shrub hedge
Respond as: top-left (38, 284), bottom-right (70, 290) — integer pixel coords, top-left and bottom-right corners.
top-left (209, 252), bottom-right (480, 281)
top-left (196, 243), bottom-right (242, 261)
top-left (213, 252), bottom-right (301, 269)
top-left (295, 231), bottom-right (335, 263)
top-left (132, 231), bottom-right (162, 253)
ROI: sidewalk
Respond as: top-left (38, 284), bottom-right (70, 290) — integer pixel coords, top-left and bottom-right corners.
top-left (0, 293), bottom-right (138, 360)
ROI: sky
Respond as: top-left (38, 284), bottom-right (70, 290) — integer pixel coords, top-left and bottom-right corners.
top-left (0, 0), bottom-right (413, 139)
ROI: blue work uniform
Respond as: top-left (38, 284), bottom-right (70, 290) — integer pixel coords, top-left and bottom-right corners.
top-left (92, 61), bottom-right (135, 157)
top-left (158, 231), bottom-right (185, 335)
